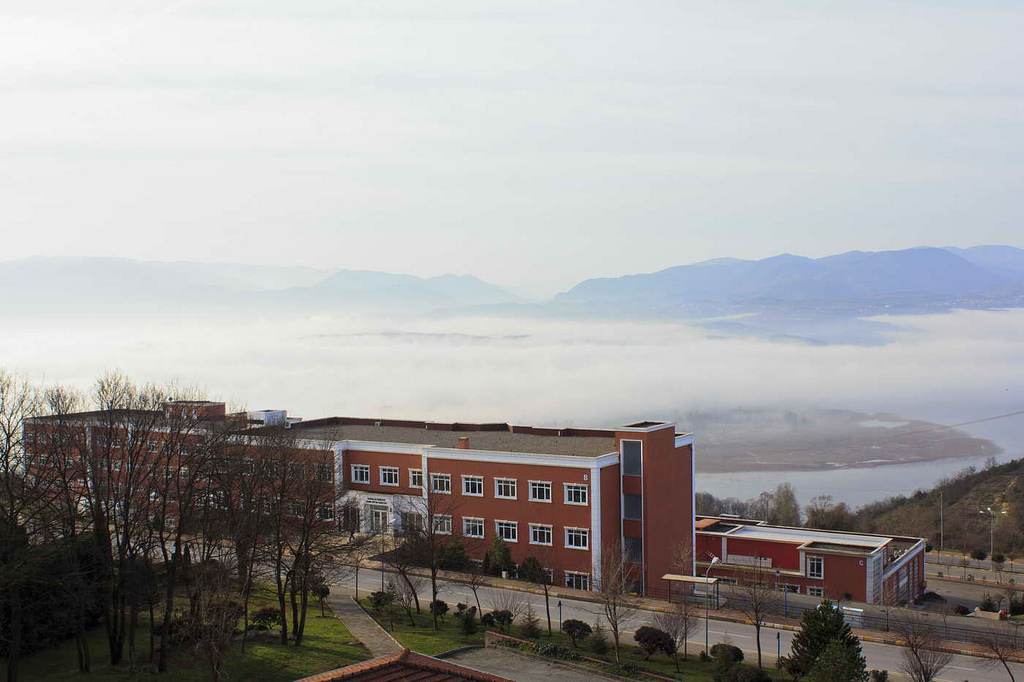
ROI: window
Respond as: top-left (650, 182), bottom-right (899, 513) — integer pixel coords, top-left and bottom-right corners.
top-left (565, 572), bottom-right (590, 591)
top-left (431, 473), bottom-right (451, 494)
top-left (410, 469), bottom-right (423, 488)
top-left (528, 481), bottom-right (552, 502)
top-left (564, 483), bottom-right (589, 505)
top-left (433, 514), bottom-right (452, 535)
top-left (243, 458), bottom-right (256, 476)
top-left (565, 527), bottom-right (589, 550)
top-left (401, 512), bottom-right (423, 532)
top-left (462, 475), bottom-right (484, 497)
top-left (462, 517), bottom-right (484, 538)
top-left (317, 504), bottom-right (334, 521)
top-left (350, 464), bottom-right (370, 484)
top-left (316, 462), bottom-right (334, 482)
top-left (495, 478), bottom-right (517, 499)
top-left (380, 466), bottom-right (400, 486)
top-left (529, 523), bottom-right (553, 546)
top-left (496, 520), bottom-right (518, 542)
top-left (289, 501), bottom-right (303, 517)
top-left (807, 556), bottom-right (824, 579)
top-left (808, 586), bottom-right (824, 598)
top-left (147, 439), bottom-right (158, 453)
top-left (624, 536), bottom-right (643, 563)
top-left (623, 493), bottom-right (643, 520)
top-left (622, 441), bottom-right (642, 475)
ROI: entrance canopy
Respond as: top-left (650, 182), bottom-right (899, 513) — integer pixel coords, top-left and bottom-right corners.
top-left (661, 573), bottom-right (719, 585)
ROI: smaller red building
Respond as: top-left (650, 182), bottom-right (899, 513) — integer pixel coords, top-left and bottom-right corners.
top-left (695, 516), bottom-right (925, 605)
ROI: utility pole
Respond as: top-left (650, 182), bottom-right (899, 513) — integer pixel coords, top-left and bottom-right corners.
top-left (938, 490), bottom-right (943, 562)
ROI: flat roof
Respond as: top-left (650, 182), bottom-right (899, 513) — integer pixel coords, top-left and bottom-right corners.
top-left (728, 525), bottom-right (888, 549)
top-left (287, 417), bottom-right (619, 457)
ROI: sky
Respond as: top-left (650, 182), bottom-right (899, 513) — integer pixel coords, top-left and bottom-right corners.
top-left (2, 1), bottom-right (1022, 295)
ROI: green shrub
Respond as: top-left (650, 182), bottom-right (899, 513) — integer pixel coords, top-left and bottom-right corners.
top-left (459, 606), bottom-right (478, 635)
top-left (590, 621), bottom-right (610, 655)
top-left (561, 619), bottom-right (592, 648)
top-left (534, 643), bottom-right (581, 660)
top-left (711, 643), bottom-right (744, 663)
top-left (249, 606), bottom-right (280, 631)
top-left (430, 599), bottom-right (449, 621)
top-left (521, 605), bottom-right (541, 639)
top-left (972, 549), bottom-right (988, 561)
top-left (634, 626), bottom-right (673, 660)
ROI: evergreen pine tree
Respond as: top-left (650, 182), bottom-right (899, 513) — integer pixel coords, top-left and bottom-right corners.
top-left (807, 639), bottom-right (868, 682)
top-left (782, 600), bottom-right (866, 679)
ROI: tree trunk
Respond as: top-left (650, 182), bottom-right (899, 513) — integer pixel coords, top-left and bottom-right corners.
top-left (158, 550), bottom-right (179, 672)
top-left (755, 625), bottom-right (762, 669)
top-left (296, 579), bottom-right (310, 646)
top-left (7, 589), bottom-right (23, 682)
top-left (543, 587), bottom-right (552, 636)
top-left (148, 601), bottom-right (155, 663)
top-left (276, 567), bottom-right (289, 645)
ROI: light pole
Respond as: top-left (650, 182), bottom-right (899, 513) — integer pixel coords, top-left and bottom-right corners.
top-left (705, 555), bottom-right (720, 654)
top-left (775, 569), bottom-right (787, 617)
top-left (557, 600), bottom-right (562, 631)
top-left (979, 507), bottom-right (1007, 565)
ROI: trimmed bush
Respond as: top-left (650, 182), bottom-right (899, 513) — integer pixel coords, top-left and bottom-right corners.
top-left (590, 621), bottom-right (610, 655)
top-left (971, 549), bottom-right (988, 561)
top-left (430, 600), bottom-right (449, 622)
top-left (634, 626), bottom-right (673, 660)
top-left (711, 643), bottom-right (744, 663)
top-left (561, 619), bottom-right (592, 648)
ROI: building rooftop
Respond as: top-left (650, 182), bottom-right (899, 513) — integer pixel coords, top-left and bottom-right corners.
top-left (288, 417), bottom-right (619, 457)
top-left (297, 648), bottom-right (510, 682)
top-left (695, 515), bottom-right (915, 554)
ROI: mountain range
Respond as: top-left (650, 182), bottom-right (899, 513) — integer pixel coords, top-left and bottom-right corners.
top-left (3, 246), bottom-right (1023, 342)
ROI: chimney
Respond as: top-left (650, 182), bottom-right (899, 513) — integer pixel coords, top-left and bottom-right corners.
top-left (457, 436), bottom-right (471, 450)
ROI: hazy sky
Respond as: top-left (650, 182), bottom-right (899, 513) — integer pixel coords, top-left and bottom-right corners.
top-left (2, 1), bottom-right (1021, 294)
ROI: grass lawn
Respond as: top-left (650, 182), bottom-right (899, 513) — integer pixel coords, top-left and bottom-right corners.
top-left (9, 586), bottom-right (370, 681)
top-left (358, 598), bottom-right (787, 681)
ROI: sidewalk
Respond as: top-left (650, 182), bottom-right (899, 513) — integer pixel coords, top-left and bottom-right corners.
top-left (327, 591), bottom-right (402, 658)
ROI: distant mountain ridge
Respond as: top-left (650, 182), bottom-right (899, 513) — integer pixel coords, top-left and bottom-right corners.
top-left (0, 256), bottom-right (519, 313)
top-left (2, 247), bottom-right (1022, 342)
top-left (558, 246), bottom-right (1024, 308)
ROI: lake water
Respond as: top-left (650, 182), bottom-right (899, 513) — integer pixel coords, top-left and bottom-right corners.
top-left (697, 420), bottom-right (1024, 508)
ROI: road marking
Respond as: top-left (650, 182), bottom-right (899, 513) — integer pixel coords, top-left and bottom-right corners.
top-left (946, 665), bottom-right (976, 671)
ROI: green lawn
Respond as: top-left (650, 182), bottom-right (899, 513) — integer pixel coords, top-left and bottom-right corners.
top-left (359, 598), bottom-right (787, 681)
top-left (9, 586), bottom-right (370, 681)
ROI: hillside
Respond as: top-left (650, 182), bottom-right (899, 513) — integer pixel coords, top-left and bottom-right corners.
top-left (857, 458), bottom-right (1024, 555)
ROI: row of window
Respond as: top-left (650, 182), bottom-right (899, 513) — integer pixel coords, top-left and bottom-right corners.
top-left (422, 515), bottom-right (590, 550)
top-left (349, 464), bottom-right (589, 505)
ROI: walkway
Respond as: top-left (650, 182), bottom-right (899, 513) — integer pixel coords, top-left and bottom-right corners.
top-left (327, 591), bottom-right (403, 658)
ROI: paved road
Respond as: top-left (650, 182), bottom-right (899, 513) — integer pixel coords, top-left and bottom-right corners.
top-left (334, 566), bottom-right (1024, 682)
top-left (447, 647), bottom-right (602, 681)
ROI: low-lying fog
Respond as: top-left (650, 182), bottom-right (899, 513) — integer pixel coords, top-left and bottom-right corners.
top-left (4, 308), bottom-right (1023, 506)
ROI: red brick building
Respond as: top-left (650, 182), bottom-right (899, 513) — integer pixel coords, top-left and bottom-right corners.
top-left (289, 417), bottom-right (696, 596)
top-left (694, 516), bottom-right (926, 604)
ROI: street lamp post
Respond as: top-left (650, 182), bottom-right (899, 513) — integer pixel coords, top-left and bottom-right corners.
top-left (705, 555), bottom-right (720, 654)
top-left (979, 507), bottom-right (1008, 564)
top-left (558, 600), bottom-right (562, 631)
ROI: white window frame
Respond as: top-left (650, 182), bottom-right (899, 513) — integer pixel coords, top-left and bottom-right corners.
top-left (495, 520), bottom-right (518, 543)
top-left (564, 571), bottom-right (590, 590)
top-left (808, 586), bottom-right (824, 598)
top-left (565, 527), bottom-right (590, 550)
top-left (379, 466), bottom-right (400, 487)
top-left (528, 480), bottom-right (552, 503)
top-left (564, 483), bottom-right (589, 506)
top-left (494, 478), bottom-right (517, 500)
top-left (433, 514), bottom-right (452, 535)
top-left (529, 523), bottom-right (553, 546)
top-left (350, 464), bottom-right (370, 484)
top-left (807, 556), bottom-right (824, 579)
top-left (462, 475), bottom-right (484, 497)
top-left (431, 473), bottom-right (452, 494)
top-left (462, 516), bottom-right (485, 539)
top-left (409, 469), bottom-right (423, 488)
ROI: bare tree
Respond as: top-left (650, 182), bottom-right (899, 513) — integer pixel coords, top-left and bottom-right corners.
top-left (0, 371), bottom-right (44, 682)
top-left (894, 612), bottom-right (954, 682)
top-left (465, 561), bottom-right (486, 615)
top-left (976, 624), bottom-right (1020, 682)
top-left (394, 577), bottom-right (421, 626)
top-left (656, 593), bottom-right (698, 667)
top-left (185, 554), bottom-right (243, 682)
top-left (397, 488), bottom-right (463, 630)
top-left (596, 541), bottom-right (639, 663)
top-left (735, 562), bottom-right (780, 669)
top-left (489, 589), bottom-right (527, 628)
